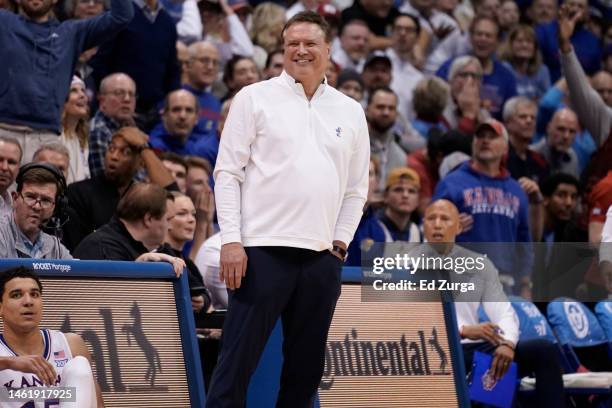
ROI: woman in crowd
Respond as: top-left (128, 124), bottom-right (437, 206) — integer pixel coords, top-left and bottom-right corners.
top-left (163, 192), bottom-right (212, 314)
top-left (249, 2), bottom-right (286, 69)
top-left (500, 24), bottom-right (551, 101)
top-left (60, 77), bottom-right (91, 184)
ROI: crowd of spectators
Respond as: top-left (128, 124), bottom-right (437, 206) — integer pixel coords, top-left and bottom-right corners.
top-left (0, 0), bottom-right (611, 400)
top-left (0, 0), bottom-right (612, 296)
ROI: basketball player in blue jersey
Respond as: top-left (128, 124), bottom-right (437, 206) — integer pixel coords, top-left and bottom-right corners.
top-left (0, 267), bottom-right (102, 407)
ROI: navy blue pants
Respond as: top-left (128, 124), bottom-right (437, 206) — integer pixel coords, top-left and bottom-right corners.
top-left (205, 246), bottom-right (343, 408)
top-left (463, 338), bottom-right (565, 407)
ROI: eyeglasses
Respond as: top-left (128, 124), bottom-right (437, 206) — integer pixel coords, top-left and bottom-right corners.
top-left (19, 192), bottom-right (55, 209)
top-left (192, 57), bottom-right (219, 67)
top-left (105, 89), bottom-right (137, 99)
top-left (456, 71), bottom-right (482, 80)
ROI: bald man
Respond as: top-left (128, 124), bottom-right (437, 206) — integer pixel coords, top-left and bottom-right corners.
top-left (532, 108), bottom-right (580, 178)
top-left (182, 41), bottom-right (222, 136)
top-left (89, 73), bottom-right (138, 177)
top-left (412, 200), bottom-right (564, 406)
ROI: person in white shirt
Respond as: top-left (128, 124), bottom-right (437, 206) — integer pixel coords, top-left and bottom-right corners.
top-left (416, 199), bottom-right (564, 405)
top-left (331, 19), bottom-right (370, 72)
top-left (387, 13), bottom-right (424, 121)
top-left (0, 267), bottom-right (101, 407)
top-left (206, 11), bottom-right (370, 408)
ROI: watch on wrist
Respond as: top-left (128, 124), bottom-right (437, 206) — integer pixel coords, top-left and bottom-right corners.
top-left (137, 141), bottom-right (153, 153)
top-left (332, 245), bottom-right (347, 260)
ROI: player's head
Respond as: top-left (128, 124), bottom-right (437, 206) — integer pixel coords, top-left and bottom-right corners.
top-left (0, 267), bottom-right (44, 332)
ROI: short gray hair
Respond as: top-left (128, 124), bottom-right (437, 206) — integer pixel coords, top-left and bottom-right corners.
top-left (502, 96), bottom-right (536, 123)
top-left (33, 142), bottom-right (70, 162)
top-left (448, 56), bottom-right (482, 81)
top-left (0, 136), bottom-right (22, 161)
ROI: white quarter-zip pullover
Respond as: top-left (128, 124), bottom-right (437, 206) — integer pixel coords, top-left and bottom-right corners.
top-left (214, 71), bottom-right (370, 251)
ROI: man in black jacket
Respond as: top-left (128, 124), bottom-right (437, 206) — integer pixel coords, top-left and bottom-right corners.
top-left (63, 127), bottom-right (176, 251)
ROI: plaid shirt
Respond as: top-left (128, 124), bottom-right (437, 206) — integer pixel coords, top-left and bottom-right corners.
top-left (88, 111), bottom-right (121, 178)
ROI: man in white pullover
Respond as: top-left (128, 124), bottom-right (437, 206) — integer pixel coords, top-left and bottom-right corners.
top-left (206, 10), bottom-right (370, 408)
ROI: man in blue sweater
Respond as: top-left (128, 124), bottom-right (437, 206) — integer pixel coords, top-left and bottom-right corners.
top-left (536, 0), bottom-right (601, 82)
top-left (0, 0), bottom-right (133, 163)
top-left (182, 41), bottom-right (222, 137)
top-left (433, 119), bottom-right (534, 296)
top-left (90, 0), bottom-right (181, 132)
top-left (149, 89), bottom-right (210, 156)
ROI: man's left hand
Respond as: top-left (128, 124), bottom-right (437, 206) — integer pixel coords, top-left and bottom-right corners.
top-left (491, 344), bottom-right (514, 380)
top-left (136, 252), bottom-right (186, 277)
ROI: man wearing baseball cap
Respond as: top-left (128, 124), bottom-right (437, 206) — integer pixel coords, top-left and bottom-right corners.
top-left (433, 118), bottom-right (534, 296)
top-left (377, 167), bottom-right (422, 242)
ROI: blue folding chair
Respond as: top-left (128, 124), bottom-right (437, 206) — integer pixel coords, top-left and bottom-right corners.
top-left (594, 302), bottom-right (612, 343)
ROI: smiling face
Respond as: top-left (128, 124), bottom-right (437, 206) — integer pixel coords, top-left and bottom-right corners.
top-left (470, 19), bottom-right (498, 60)
top-left (64, 82), bottom-right (89, 120)
top-left (283, 22), bottom-right (330, 87)
top-left (0, 277), bottom-right (43, 334)
top-left (511, 31), bottom-right (535, 60)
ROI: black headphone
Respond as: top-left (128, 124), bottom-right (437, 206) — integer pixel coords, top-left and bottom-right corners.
top-left (16, 162), bottom-right (69, 223)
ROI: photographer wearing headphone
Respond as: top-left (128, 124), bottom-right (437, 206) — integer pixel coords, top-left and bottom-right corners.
top-left (0, 163), bottom-right (72, 259)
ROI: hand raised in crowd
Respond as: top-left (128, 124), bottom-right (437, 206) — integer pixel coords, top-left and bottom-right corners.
top-left (195, 187), bottom-right (215, 224)
top-left (456, 79), bottom-right (481, 120)
top-left (8, 355), bottom-right (56, 386)
top-left (558, 3), bottom-right (582, 53)
top-left (220, 242), bottom-right (248, 290)
top-left (117, 126), bottom-right (149, 149)
top-left (136, 252), bottom-right (186, 277)
top-left (491, 343), bottom-right (515, 380)
top-left (218, 0), bottom-right (234, 15)
top-left (459, 212), bottom-right (474, 233)
top-left (518, 177), bottom-right (544, 204)
top-left (433, 23), bottom-right (455, 41)
top-left (462, 322), bottom-right (505, 345)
